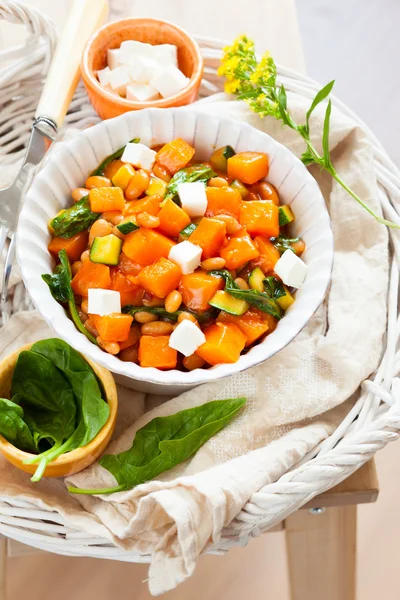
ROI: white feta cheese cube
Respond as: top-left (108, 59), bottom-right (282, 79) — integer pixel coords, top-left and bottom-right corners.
top-left (153, 44), bottom-right (178, 67)
top-left (126, 83), bottom-right (160, 102)
top-left (150, 65), bottom-right (189, 98)
top-left (107, 65), bottom-right (131, 96)
top-left (168, 319), bottom-right (206, 357)
top-left (88, 289), bottom-right (121, 316)
top-left (168, 241), bottom-right (202, 274)
top-left (274, 249), bottom-right (308, 288)
top-left (121, 142), bottom-right (157, 171)
top-left (119, 40), bottom-right (155, 65)
top-left (107, 48), bottom-right (121, 70)
top-left (128, 57), bottom-right (161, 84)
top-left (177, 182), bottom-right (207, 217)
top-left (96, 66), bottom-right (111, 87)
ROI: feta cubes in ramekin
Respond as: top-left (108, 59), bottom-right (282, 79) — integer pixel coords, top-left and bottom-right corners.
top-left (81, 18), bottom-right (204, 119)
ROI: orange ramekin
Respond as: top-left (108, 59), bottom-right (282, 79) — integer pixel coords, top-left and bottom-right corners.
top-left (0, 343), bottom-right (118, 478)
top-left (81, 18), bottom-right (204, 119)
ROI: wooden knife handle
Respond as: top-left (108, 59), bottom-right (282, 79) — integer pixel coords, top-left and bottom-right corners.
top-left (35, 0), bottom-right (108, 128)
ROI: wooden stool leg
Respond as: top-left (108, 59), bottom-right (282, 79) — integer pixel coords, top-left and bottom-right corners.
top-left (0, 537), bottom-right (6, 600)
top-left (285, 505), bottom-right (357, 600)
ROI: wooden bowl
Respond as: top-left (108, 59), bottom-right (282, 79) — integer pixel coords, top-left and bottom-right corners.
top-left (0, 343), bottom-right (118, 478)
top-left (81, 18), bottom-right (204, 119)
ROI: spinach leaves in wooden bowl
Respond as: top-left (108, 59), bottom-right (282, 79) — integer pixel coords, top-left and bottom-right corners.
top-left (0, 339), bottom-right (111, 482)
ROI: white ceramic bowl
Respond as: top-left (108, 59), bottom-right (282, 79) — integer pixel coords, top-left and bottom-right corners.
top-left (17, 108), bottom-right (333, 395)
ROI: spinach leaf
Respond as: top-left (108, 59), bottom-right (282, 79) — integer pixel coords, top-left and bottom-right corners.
top-left (263, 276), bottom-right (286, 300)
top-left (122, 305), bottom-right (216, 325)
top-left (0, 398), bottom-right (37, 453)
top-left (68, 397), bottom-right (246, 495)
top-left (91, 138), bottom-right (140, 177)
top-left (164, 164), bottom-right (216, 203)
top-left (270, 234), bottom-right (299, 254)
top-left (42, 250), bottom-right (97, 345)
top-left (11, 350), bottom-right (77, 460)
top-left (49, 198), bottom-right (99, 239)
top-left (23, 339), bottom-right (110, 476)
top-left (210, 270), bottom-right (282, 320)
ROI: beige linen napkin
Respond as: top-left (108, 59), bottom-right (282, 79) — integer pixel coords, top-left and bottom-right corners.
top-left (0, 93), bottom-right (388, 595)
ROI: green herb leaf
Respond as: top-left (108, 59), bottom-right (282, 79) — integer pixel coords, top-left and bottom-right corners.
top-left (117, 221), bottom-right (139, 235)
top-left (322, 99), bottom-right (333, 170)
top-left (11, 350), bottom-right (77, 479)
top-left (164, 164), bottom-right (216, 203)
top-left (305, 80), bottom-right (335, 130)
top-left (49, 198), bottom-right (99, 239)
top-left (68, 397), bottom-right (246, 495)
top-left (122, 305), bottom-right (216, 325)
top-left (222, 145), bottom-right (235, 160)
top-left (270, 234), bottom-right (299, 254)
top-left (23, 339), bottom-right (109, 475)
top-left (91, 138), bottom-right (140, 177)
top-left (0, 398), bottom-right (37, 453)
top-left (263, 276), bottom-right (286, 300)
top-left (179, 223), bottom-right (198, 239)
top-left (209, 270), bottom-right (282, 320)
top-left (42, 250), bottom-right (97, 345)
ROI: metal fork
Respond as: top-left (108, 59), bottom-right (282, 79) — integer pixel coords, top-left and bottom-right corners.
top-left (0, 0), bottom-right (108, 323)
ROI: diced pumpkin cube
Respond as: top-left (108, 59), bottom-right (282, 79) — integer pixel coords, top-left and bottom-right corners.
top-left (138, 257), bottom-right (181, 298)
top-left (188, 217), bottom-right (226, 259)
top-left (122, 228), bottom-right (175, 266)
top-left (48, 231), bottom-right (88, 262)
top-left (196, 322), bottom-right (246, 365)
top-left (205, 186), bottom-right (242, 218)
top-left (71, 261), bottom-right (111, 296)
top-left (89, 187), bottom-right (125, 213)
top-left (119, 323), bottom-right (141, 350)
top-left (218, 308), bottom-right (269, 346)
top-left (252, 236), bottom-right (281, 274)
top-left (138, 335), bottom-right (177, 369)
top-left (111, 164), bottom-right (136, 191)
top-left (227, 152), bottom-right (269, 185)
top-left (91, 313), bottom-right (133, 342)
top-left (179, 271), bottom-right (224, 312)
top-left (118, 252), bottom-right (142, 276)
top-left (239, 200), bottom-right (279, 237)
top-left (111, 270), bottom-right (144, 306)
top-left (156, 138), bottom-right (195, 175)
top-left (157, 198), bottom-right (191, 238)
top-left (123, 194), bottom-right (161, 217)
top-left (103, 159), bottom-right (125, 180)
top-left (220, 233), bottom-right (259, 269)
top-left (146, 176), bottom-right (167, 197)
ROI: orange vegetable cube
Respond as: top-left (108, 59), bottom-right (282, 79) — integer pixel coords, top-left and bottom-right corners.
top-left (104, 159), bottom-right (125, 180)
top-left (138, 335), bottom-right (177, 369)
top-left (122, 228), bottom-right (176, 266)
top-left (205, 186), bottom-right (242, 218)
top-left (252, 236), bottom-right (281, 274)
top-left (123, 194), bottom-right (161, 217)
top-left (89, 187), bottom-right (125, 213)
top-left (239, 200), bottom-right (279, 237)
top-left (156, 138), bottom-right (195, 175)
top-left (138, 258), bottom-right (181, 298)
top-left (196, 322), bottom-right (246, 365)
top-left (188, 217), bottom-right (226, 259)
top-left (179, 271), bottom-right (224, 312)
top-left (227, 152), bottom-right (269, 185)
top-left (91, 313), bottom-right (133, 342)
top-left (48, 231), bottom-right (88, 262)
top-left (157, 199), bottom-right (191, 238)
top-left (71, 260), bottom-right (111, 296)
top-left (119, 323), bottom-right (141, 350)
top-left (218, 308), bottom-right (269, 346)
top-left (220, 233), bottom-right (259, 270)
top-left (111, 270), bottom-right (144, 306)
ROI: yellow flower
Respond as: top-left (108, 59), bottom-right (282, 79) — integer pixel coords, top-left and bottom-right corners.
top-left (224, 79), bottom-right (241, 94)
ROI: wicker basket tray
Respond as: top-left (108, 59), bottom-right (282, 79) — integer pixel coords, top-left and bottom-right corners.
top-left (1, 0), bottom-right (400, 560)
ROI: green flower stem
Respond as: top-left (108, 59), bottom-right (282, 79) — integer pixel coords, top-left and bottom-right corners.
top-left (68, 484), bottom-right (127, 495)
